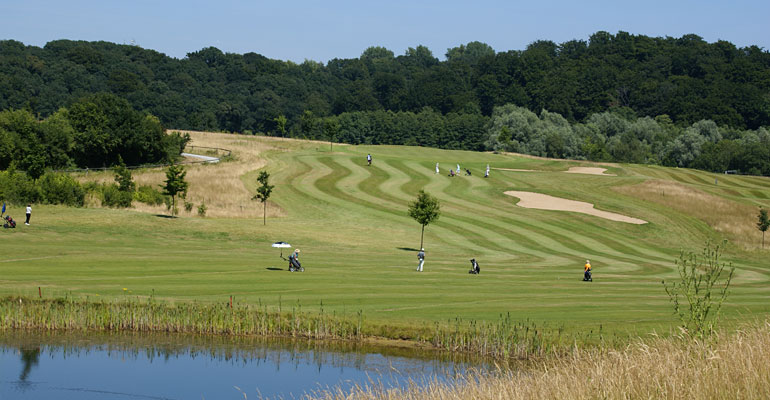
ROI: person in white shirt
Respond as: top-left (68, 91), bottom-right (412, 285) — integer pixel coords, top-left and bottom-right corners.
top-left (25, 204), bottom-right (31, 225)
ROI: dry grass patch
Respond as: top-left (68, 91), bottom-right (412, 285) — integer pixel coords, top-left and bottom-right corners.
top-left (615, 180), bottom-right (760, 248)
top-left (77, 131), bottom-right (287, 218)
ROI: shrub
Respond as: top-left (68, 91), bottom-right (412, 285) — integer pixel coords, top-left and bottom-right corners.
top-left (133, 185), bottom-right (166, 206)
top-left (0, 168), bottom-right (41, 204)
top-left (197, 202), bottom-right (207, 217)
top-left (184, 201), bottom-right (193, 213)
top-left (38, 172), bottom-right (84, 206)
top-left (101, 184), bottom-right (133, 208)
top-left (663, 240), bottom-right (735, 338)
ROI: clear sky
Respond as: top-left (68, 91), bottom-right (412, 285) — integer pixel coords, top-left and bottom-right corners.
top-left (1, 0), bottom-right (768, 63)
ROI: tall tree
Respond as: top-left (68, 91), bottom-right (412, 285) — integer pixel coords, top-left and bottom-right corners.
top-left (758, 208), bottom-right (770, 248)
top-left (252, 171), bottom-right (274, 225)
top-left (408, 190), bottom-right (441, 249)
top-left (161, 164), bottom-right (188, 216)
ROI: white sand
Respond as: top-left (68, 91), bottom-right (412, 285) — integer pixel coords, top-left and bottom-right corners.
top-left (565, 167), bottom-right (616, 176)
top-left (504, 191), bottom-right (647, 224)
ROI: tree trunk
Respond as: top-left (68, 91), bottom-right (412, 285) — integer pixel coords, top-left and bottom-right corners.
top-left (420, 224), bottom-right (425, 249)
top-left (263, 201), bottom-right (267, 225)
top-left (330, 141), bottom-right (333, 152)
top-left (171, 195), bottom-right (175, 216)
top-left (763, 231), bottom-right (765, 248)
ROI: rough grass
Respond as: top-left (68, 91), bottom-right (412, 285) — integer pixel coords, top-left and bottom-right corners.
top-left (615, 178), bottom-right (763, 249)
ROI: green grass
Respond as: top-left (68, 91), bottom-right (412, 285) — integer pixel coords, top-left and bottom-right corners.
top-left (2, 136), bottom-right (770, 341)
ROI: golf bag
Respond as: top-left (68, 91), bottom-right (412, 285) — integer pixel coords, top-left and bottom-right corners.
top-left (3, 215), bottom-right (16, 229)
top-left (289, 257), bottom-right (304, 272)
top-left (469, 259), bottom-right (480, 274)
top-left (583, 269), bottom-right (592, 282)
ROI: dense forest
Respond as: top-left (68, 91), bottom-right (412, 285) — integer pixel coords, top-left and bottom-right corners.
top-left (1, 31), bottom-right (769, 174)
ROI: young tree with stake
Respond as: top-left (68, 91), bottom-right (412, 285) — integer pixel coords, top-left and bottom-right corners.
top-left (253, 171), bottom-right (274, 225)
top-left (162, 164), bottom-right (188, 216)
top-left (408, 190), bottom-right (441, 249)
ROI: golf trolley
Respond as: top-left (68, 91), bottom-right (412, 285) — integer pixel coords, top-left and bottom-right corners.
top-left (289, 259), bottom-right (304, 272)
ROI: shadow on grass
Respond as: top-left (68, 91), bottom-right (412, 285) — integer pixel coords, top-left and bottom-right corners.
top-left (266, 267), bottom-right (284, 271)
top-left (154, 214), bottom-right (176, 219)
top-left (397, 247), bottom-right (420, 252)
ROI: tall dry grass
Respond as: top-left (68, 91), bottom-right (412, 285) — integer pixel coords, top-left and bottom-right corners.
top-left (77, 131), bottom-right (289, 218)
top-left (615, 179), bottom-right (760, 249)
top-left (310, 321), bottom-right (770, 400)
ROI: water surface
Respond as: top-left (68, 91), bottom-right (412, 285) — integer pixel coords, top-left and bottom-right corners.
top-left (0, 331), bottom-right (485, 399)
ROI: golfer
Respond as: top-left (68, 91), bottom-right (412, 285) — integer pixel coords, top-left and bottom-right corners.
top-left (435, 162), bottom-right (439, 174)
top-left (485, 164), bottom-right (490, 178)
top-left (367, 153), bottom-right (372, 166)
top-left (25, 204), bottom-right (31, 225)
top-left (584, 259), bottom-right (592, 281)
top-left (417, 248), bottom-right (425, 272)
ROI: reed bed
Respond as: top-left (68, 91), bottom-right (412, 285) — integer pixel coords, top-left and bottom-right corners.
top-left (0, 297), bottom-right (603, 360)
top-left (310, 320), bottom-right (770, 400)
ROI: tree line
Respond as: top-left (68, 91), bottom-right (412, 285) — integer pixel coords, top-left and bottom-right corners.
top-left (1, 32), bottom-right (769, 175)
top-left (1, 31), bottom-right (768, 134)
top-left (0, 93), bottom-right (190, 175)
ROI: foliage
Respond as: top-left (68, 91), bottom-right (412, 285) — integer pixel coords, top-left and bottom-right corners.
top-left (197, 201), bottom-right (207, 217)
top-left (662, 240), bottom-right (735, 338)
top-left (758, 208), bottom-right (770, 248)
top-left (38, 172), bottom-right (85, 206)
top-left (252, 170), bottom-right (274, 225)
top-left (100, 184), bottom-right (132, 208)
top-left (0, 168), bottom-right (41, 204)
top-left (408, 190), bottom-right (441, 249)
top-left (161, 164), bottom-right (188, 216)
top-left (133, 184), bottom-right (166, 206)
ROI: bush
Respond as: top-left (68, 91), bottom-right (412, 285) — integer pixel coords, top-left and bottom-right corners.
top-left (38, 172), bottom-right (84, 206)
top-left (197, 202), bottom-right (207, 217)
top-left (133, 185), bottom-right (166, 205)
top-left (0, 168), bottom-right (41, 204)
top-left (184, 201), bottom-right (193, 213)
top-left (101, 184), bottom-right (132, 208)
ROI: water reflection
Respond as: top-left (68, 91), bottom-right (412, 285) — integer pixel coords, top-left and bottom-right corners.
top-left (0, 331), bottom-right (496, 399)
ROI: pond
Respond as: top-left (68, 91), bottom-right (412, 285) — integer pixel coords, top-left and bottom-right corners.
top-left (0, 331), bottom-right (490, 399)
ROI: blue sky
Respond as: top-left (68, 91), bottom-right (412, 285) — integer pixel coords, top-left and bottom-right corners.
top-left (1, 0), bottom-right (768, 63)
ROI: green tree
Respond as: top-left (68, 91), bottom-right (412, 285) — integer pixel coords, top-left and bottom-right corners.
top-left (323, 118), bottom-right (339, 151)
top-left (252, 171), bottom-right (274, 225)
top-left (758, 208), bottom-right (770, 248)
top-left (408, 190), bottom-right (441, 249)
top-left (273, 114), bottom-right (287, 137)
top-left (110, 157), bottom-right (135, 207)
top-left (662, 240), bottom-right (735, 338)
top-left (161, 164), bottom-right (188, 216)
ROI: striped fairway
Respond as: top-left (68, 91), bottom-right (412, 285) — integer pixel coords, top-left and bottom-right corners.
top-left (2, 132), bottom-right (770, 337)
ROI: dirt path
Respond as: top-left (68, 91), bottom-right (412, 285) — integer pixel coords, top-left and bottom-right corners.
top-left (504, 191), bottom-right (647, 224)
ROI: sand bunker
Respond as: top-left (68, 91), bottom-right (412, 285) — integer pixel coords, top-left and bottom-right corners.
top-left (504, 191), bottom-right (647, 224)
top-left (565, 167), bottom-right (616, 176)
top-left (492, 168), bottom-right (536, 172)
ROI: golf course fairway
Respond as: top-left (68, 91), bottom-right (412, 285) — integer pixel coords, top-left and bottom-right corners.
top-left (2, 131), bottom-right (769, 339)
